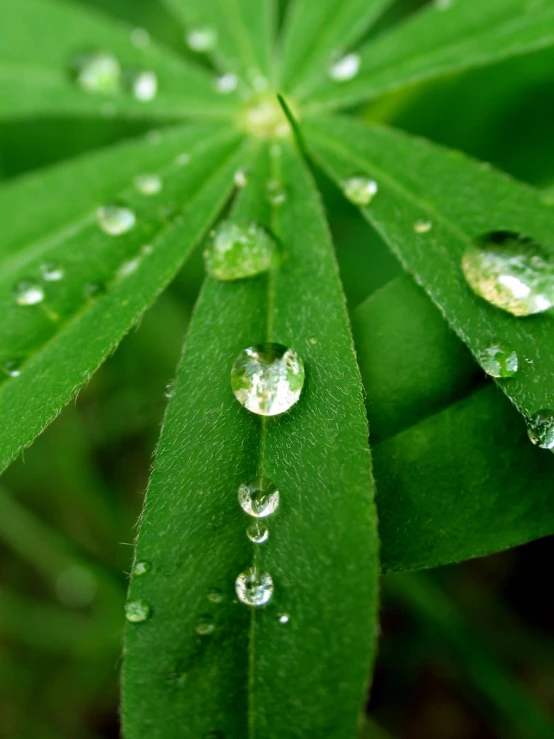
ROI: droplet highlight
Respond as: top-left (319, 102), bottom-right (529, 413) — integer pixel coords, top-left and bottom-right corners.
top-left (134, 173), bottom-right (162, 196)
top-left (14, 281), bottom-right (45, 307)
top-left (246, 520), bottom-right (269, 544)
top-left (215, 73), bottom-right (238, 94)
top-left (477, 343), bottom-right (518, 378)
top-left (125, 600), bottom-right (151, 623)
top-left (414, 219), bottom-right (433, 234)
top-left (97, 204), bottom-right (136, 236)
top-left (186, 27), bottom-right (217, 52)
top-left (265, 179), bottom-right (286, 206)
top-left (133, 560), bottom-right (151, 576)
top-left (329, 53), bottom-right (361, 82)
top-left (235, 567), bottom-right (274, 607)
top-left (527, 410), bottom-right (554, 449)
top-left (2, 360), bottom-right (21, 378)
top-left (204, 221), bottom-right (278, 282)
top-left (342, 177), bottom-right (378, 206)
top-left (278, 613), bottom-right (290, 624)
top-left (234, 168), bottom-right (248, 188)
top-left (40, 262), bottom-right (64, 282)
top-left (207, 588), bottom-right (224, 604)
top-left (231, 343), bottom-right (305, 416)
top-left (129, 70), bottom-right (158, 102)
top-left (238, 477), bottom-right (279, 519)
top-left (72, 51), bottom-right (121, 95)
top-left (195, 617), bottom-right (215, 635)
top-left (462, 231), bottom-right (554, 316)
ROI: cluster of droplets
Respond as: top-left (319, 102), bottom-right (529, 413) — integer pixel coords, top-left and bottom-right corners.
top-left (71, 51), bottom-right (158, 102)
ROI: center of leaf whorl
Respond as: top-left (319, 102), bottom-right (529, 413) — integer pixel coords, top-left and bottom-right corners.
top-left (238, 94), bottom-right (294, 139)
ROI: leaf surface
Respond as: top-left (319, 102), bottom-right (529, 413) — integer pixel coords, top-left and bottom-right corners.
top-left (0, 123), bottom-right (247, 472)
top-left (123, 143), bottom-right (379, 739)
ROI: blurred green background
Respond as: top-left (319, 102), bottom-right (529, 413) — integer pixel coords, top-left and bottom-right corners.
top-left (1, 1), bottom-right (553, 737)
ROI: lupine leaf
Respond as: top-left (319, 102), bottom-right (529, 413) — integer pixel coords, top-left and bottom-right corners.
top-left (0, 0), bottom-right (236, 120)
top-left (123, 143), bottom-right (378, 739)
top-left (0, 123), bottom-right (247, 472)
top-left (301, 0), bottom-right (554, 114)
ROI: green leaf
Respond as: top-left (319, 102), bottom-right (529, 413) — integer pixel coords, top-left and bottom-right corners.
top-left (161, 0), bottom-right (276, 82)
top-left (279, 0), bottom-right (393, 94)
top-left (0, 123), bottom-right (247, 472)
top-left (123, 143), bottom-right (379, 739)
top-left (0, 0), bottom-right (236, 120)
top-left (301, 0), bottom-right (554, 114)
top-left (306, 115), bottom-right (554, 424)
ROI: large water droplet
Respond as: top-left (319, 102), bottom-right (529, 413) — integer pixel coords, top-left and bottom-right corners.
top-left (129, 70), bottom-right (158, 102)
top-left (72, 51), bottom-right (121, 95)
top-left (186, 27), bottom-right (217, 52)
top-left (236, 567), bottom-right (274, 607)
top-left (527, 410), bottom-right (554, 449)
top-left (14, 281), bottom-right (45, 306)
top-left (195, 617), bottom-right (215, 635)
top-left (125, 599), bottom-right (151, 623)
top-left (134, 173), bottom-right (163, 196)
top-left (97, 204), bottom-right (136, 236)
top-left (215, 73), bottom-right (238, 94)
top-left (133, 560), bottom-right (152, 576)
top-left (231, 343), bottom-right (305, 416)
top-left (329, 53), bottom-right (361, 81)
top-left (478, 343), bottom-right (518, 378)
top-left (462, 231), bottom-right (554, 316)
top-left (238, 478), bottom-right (279, 518)
top-left (204, 221), bottom-right (278, 282)
top-left (2, 360), bottom-right (21, 378)
top-left (246, 520), bottom-right (269, 543)
top-left (265, 179), bottom-right (286, 206)
top-left (342, 177), bottom-right (378, 206)
top-left (40, 262), bottom-right (64, 282)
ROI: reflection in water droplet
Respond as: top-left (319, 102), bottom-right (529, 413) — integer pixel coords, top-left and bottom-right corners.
top-left (14, 281), bottom-right (45, 306)
top-left (40, 262), bottom-right (64, 282)
top-left (2, 360), bottom-right (21, 378)
top-left (239, 478), bottom-right (279, 518)
top-left (133, 560), bottom-right (152, 576)
top-left (246, 520), bottom-right (269, 543)
top-left (186, 27), bottom-right (217, 52)
top-left (477, 343), bottom-right (518, 378)
top-left (231, 343), bottom-right (305, 416)
top-left (216, 73), bottom-right (238, 94)
top-left (414, 219), bottom-right (433, 234)
top-left (130, 70), bottom-right (158, 102)
top-left (97, 204), bottom-right (136, 236)
top-left (462, 231), bottom-right (554, 316)
top-left (204, 221), bottom-right (278, 282)
top-left (195, 617), bottom-right (215, 635)
top-left (134, 173), bottom-right (163, 195)
top-left (72, 51), bottom-right (121, 95)
top-left (207, 588), bottom-right (224, 604)
top-left (527, 410), bottom-right (554, 449)
top-left (234, 168), bottom-right (248, 188)
top-left (341, 177), bottom-right (378, 206)
top-left (266, 179), bottom-right (286, 206)
top-left (236, 567), bottom-right (274, 607)
top-left (329, 53), bottom-right (361, 81)
top-left (125, 600), bottom-right (151, 623)
top-left (131, 28), bottom-right (151, 48)
top-left (56, 565), bottom-right (97, 608)
top-left (278, 613), bottom-right (290, 624)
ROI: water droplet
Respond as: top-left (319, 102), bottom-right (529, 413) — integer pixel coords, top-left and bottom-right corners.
top-left (14, 281), bottom-right (45, 306)
top-left (72, 51), bottom-right (121, 95)
top-left (186, 27), bottom-right (217, 52)
top-left (231, 343), bottom-right (305, 416)
top-left (527, 410), bottom-right (554, 449)
top-left (309, 337), bottom-right (318, 345)
top-left (56, 565), bottom-right (97, 608)
top-left (246, 520), bottom-right (269, 543)
top-left (40, 262), bottom-right (64, 282)
top-left (125, 600), bottom-right (151, 623)
top-left (266, 179), bottom-right (286, 206)
top-left (133, 560), bottom-right (151, 576)
top-left (215, 73), bottom-right (238, 94)
top-left (164, 380), bottom-right (175, 399)
top-left (134, 173), bottom-right (162, 196)
top-left (238, 477), bottom-right (279, 519)
top-left (141, 244), bottom-right (154, 256)
top-left (195, 617), bottom-right (215, 635)
top-left (329, 53), bottom-right (361, 82)
top-left (278, 613), bottom-right (290, 624)
top-left (342, 177), bottom-right (378, 206)
top-left (462, 231), bottom-right (554, 316)
top-left (235, 567), bottom-right (274, 607)
top-left (234, 168), bottom-right (248, 188)
top-left (131, 28), bottom-right (151, 48)
top-left (83, 282), bottom-right (105, 300)
top-left (129, 70), bottom-right (158, 102)
top-left (2, 360), bottom-right (21, 378)
top-left (247, 68), bottom-right (269, 93)
top-left (175, 152), bottom-right (191, 167)
top-left (477, 343), bottom-right (518, 378)
top-left (207, 588), bottom-right (224, 604)
top-left (414, 219), bottom-right (433, 234)
top-left (97, 204), bottom-right (136, 236)
top-left (204, 221), bottom-right (278, 282)
top-left (117, 257), bottom-right (142, 279)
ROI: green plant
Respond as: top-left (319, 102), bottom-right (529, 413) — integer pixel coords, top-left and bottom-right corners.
top-left (1, 0), bottom-right (554, 737)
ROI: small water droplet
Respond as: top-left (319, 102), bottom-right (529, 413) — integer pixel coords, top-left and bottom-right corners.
top-left (97, 204), bottom-right (136, 236)
top-left (164, 380), bottom-right (175, 399)
top-left (278, 613), bottom-right (290, 624)
top-left (129, 70), bottom-right (158, 102)
top-left (462, 231), bottom-right (554, 316)
top-left (246, 521), bottom-right (269, 543)
top-left (207, 588), bottom-right (224, 604)
top-left (329, 53), bottom-right (361, 82)
top-left (215, 73), bottom-right (238, 94)
top-left (238, 478), bottom-right (279, 519)
top-left (116, 257), bottom-right (142, 279)
top-left (231, 343), bottom-right (305, 416)
top-left (141, 244), bottom-right (154, 256)
top-left (40, 262), bottom-right (64, 282)
top-left (125, 600), bottom-right (151, 623)
top-left (14, 281), bottom-right (45, 306)
top-left (247, 68), bottom-right (269, 93)
top-left (413, 219), bottom-right (433, 234)
top-left (175, 152), bottom-right (191, 167)
top-left (234, 168), bottom-right (248, 188)
top-left (204, 221), bottom-right (278, 282)
top-left (235, 567), bottom-right (274, 607)
top-left (309, 337), bottom-right (318, 345)
top-left (83, 282), bottom-right (106, 300)
top-left (133, 560), bottom-right (152, 576)
top-left (341, 177), bottom-right (378, 206)
top-left (131, 28), bottom-right (151, 48)
top-left (527, 410), bottom-right (554, 449)
top-left (72, 51), bottom-right (121, 95)
top-left (266, 179), bottom-right (286, 206)
top-left (2, 360), bottom-right (21, 378)
top-left (186, 27), bottom-right (217, 52)
top-left (477, 343), bottom-right (518, 378)
top-left (134, 173), bottom-right (163, 196)
top-left (195, 617), bottom-right (215, 635)
top-left (146, 129), bottom-right (163, 145)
